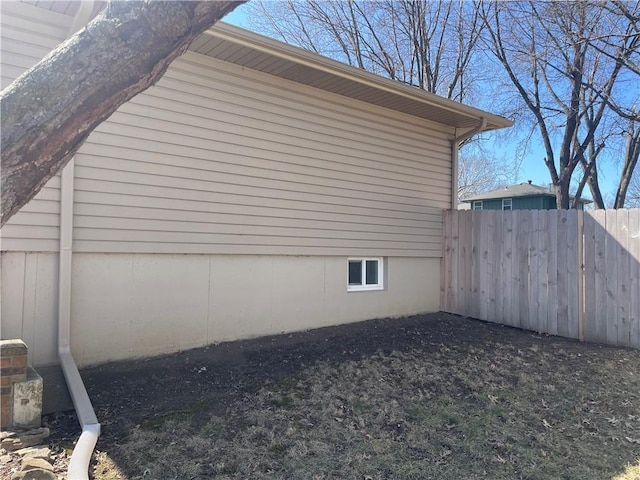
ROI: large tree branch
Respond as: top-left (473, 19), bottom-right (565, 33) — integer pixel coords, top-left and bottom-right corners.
top-left (1, 0), bottom-right (246, 227)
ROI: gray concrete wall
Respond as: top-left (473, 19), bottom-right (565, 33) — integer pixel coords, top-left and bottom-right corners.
top-left (1, 252), bottom-right (440, 367)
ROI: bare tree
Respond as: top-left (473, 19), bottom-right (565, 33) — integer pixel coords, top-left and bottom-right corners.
top-left (481, 0), bottom-right (639, 209)
top-left (248, 0), bottom-right (485, 102)
top-left (614, 115), bottom-right (640, 207)
top-left (457, 152), bottom-right (513, 202)
top-left (1, 0), bottom-right (245, 227)
top-left (248, 0), bottom-right (513, 197)
top-left (627, 165), bottom-right (640, 207)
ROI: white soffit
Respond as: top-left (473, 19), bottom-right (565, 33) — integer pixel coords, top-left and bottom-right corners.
top-left (192, 22), bottom-right (513, 133)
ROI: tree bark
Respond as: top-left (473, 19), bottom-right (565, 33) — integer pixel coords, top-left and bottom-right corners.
top-left (1, 0), bottom-right (246, 227)
top-left (614, 126), bottom-right (640, 208)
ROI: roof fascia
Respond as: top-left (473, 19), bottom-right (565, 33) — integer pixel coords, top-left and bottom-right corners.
top-left (205, 22), bottom-right (513, 131)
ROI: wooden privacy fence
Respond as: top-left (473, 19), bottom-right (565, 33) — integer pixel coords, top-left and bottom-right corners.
top-left (441, 209), bottom-right (640, 349)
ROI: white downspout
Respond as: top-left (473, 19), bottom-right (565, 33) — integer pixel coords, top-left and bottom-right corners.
top-left (59, 159), bottom-right (100, 480)
top-left (451, 117), bottom-right (487, 209)
top-left (58, 3), bottom-right (100, 479)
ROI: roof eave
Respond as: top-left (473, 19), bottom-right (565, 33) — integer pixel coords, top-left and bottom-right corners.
top-left (194, 22), bottom-right (513, 132)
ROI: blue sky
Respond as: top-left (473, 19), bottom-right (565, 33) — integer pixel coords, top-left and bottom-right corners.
top-left (220, 4), bottom-right (627, 204)
top-left (223, 4), bottom-right (251, 27)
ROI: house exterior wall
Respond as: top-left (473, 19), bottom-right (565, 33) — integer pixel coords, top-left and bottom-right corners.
top-left (0, 2), bottom-right (72, 251)
top-left (1, 252), bottom-right (439, 367)
top-left (3, 51), bottom-right (453, 255)
top-left (1, 1), bottom-right (453, 367)
top-left (2, 2), bottom-right (453, 257)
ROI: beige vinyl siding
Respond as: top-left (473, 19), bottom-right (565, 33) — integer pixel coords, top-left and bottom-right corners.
top-left (70, 51), bottom-right (453, 257)
top-left (0, 2), bottom-right (71, 251)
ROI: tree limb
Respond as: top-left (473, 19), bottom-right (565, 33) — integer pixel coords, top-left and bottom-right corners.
top-left (1, 0), bottom-right (245, 227)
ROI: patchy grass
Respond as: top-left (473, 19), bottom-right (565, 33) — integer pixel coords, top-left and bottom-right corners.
top-left (86, 316), bottom-right (639, 480)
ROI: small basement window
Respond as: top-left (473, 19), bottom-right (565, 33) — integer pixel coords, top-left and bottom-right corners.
top-left (348, 258), bottom-right (383, 291)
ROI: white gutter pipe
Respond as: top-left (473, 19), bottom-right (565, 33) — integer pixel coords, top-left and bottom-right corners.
top-left (58, 3), bottom-right (100, 479)
top-left (451, 117), bottom-right (487, 209)
top-left (59, 156), bottom-right (101, 480)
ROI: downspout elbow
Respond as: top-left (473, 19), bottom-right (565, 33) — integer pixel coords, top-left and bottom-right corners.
top-left (67, 424), bottom-right (101, 480)
top-left (454, 117), bottom-right (488, 145)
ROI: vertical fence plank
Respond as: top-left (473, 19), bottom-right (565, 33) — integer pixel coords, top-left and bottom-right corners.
top-left (606, 210), bottom-right (619, 345)
top-left (546, 211), bottom-right (558, 335)
top-left (440, 210), bottom-right (455, 312)
top-left (629, 209), bottom-right (640, 348)
top-left (566, 210), bottom-right (580, 339)
top-left (488, 211), bottom-right (500, 322)
top-left (583, 211), bottom-right (597, 341)
top-left (478, 211), bottom-right (491, 321)
top-left (593, 210), bottom-right (608, 343)
top-left (616, 209), bottom-right (631, 347)
top-left (556, 210), bottom-right (570, 337)
top-left (471, 212), bottom-right (482, 319)
top-left (441, 210), bottom-right (450, 312)
top-left (528, 210), bottom-right (540, 331)
top-left (519, 213), bottom-right (531, 328)
top-left (449, 210), bottom-right (460, 315)
top-left (458, 210), bottom-right (468, 316)
top-left (501, 212), bottom-right (514, 326)
top-left (536, 211), bottom-right (549, 333)
top-left (460, 210), bottom-right (472, 317)
top-left (510, 211), bottom-right (521, 328)
top-left (577, 210), bottom-right (585, 341)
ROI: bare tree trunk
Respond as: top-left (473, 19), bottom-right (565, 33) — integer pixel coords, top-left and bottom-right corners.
top-left (481, 1), bottom-right (637, 209)
top-left (1, 0), bottom-right (245, 227)
top-left (614, 123), bottom-right (640, 208)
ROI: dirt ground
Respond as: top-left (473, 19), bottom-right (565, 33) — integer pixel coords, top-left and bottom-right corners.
top-left (36, 313), bottom-right (640, 478)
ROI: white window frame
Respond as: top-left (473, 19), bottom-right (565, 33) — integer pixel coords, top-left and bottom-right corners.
top-left (502, 198), bottom-right (512, 210)
top-left (347, 258), bottom-right (384, 292)
top-left (472, 201), bottom-right (483, 210)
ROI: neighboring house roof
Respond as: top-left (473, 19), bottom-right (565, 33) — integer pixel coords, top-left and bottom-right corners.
top-left (461, 182), bottom-right (591, 204)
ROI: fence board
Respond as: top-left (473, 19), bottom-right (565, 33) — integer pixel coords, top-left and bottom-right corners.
top-left (592, 210), bottom-right (608, 343)
top-left (460, 210), bottom-right (472, 316)
top-left (441, 210), bottom-right (452, 312)
top-left (630, 209), bottom-right (640, 348)
top-left (479, 212), bottom-right (493, 320)
top-left (527, 210), bottom-right (540, 331)
top-left (508, 211), bottom-right (519, 327)
top-left (546, 212), bottom-right (558, 335)
top-left (556, 210), bottom-right (570, 337)
top-left (605, 210), bottom-right (619, 345)
top-left (583, 212), bottom-right (597, 340)
top-left (448, 210), bottom-right (459, 314)
top-left (488, 211), bottom-right (500, 321)
top-left (566, 210), bottom-right (579, 338)
top-left (501, 212), bottom-right (514, 326)
top-left (616, 210), bottom-right (631, 347)
top-left (536, 211), bottom-right (549, 333)
top-left (475, 212), bottom-right (485, 320)
top-left (441, 208), bottom-right (640, 350)
top-left (513, 212), bottom-right (526, 328)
